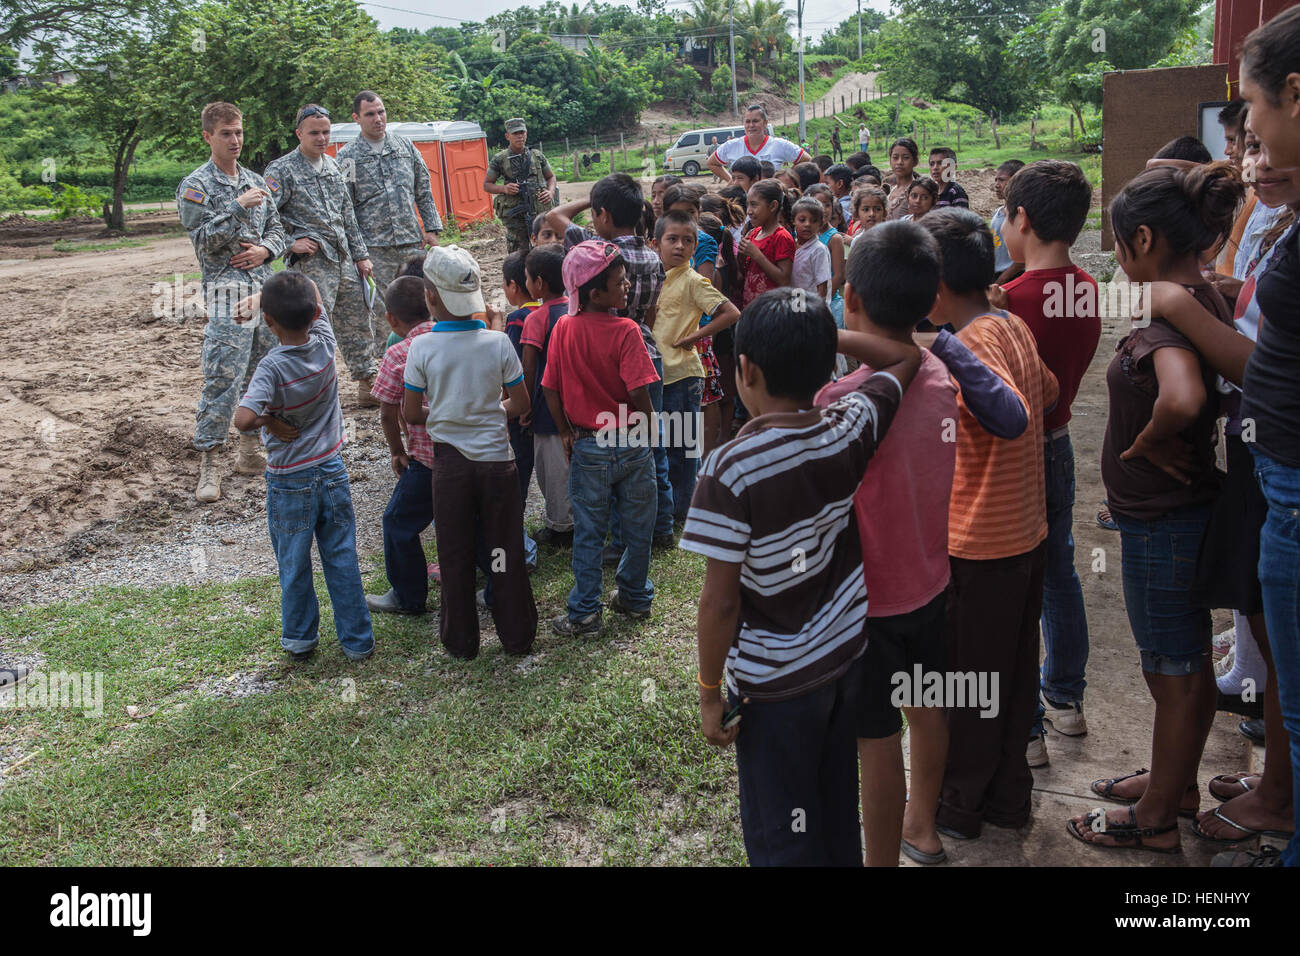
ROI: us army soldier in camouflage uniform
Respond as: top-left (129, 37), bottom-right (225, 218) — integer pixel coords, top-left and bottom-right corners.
top-left (264, 104), bottom-right (373, 372)
top-left (178, 101), bottom-right (288, 504)
top-left (484, 117), bottom-right (557, 254)
top-left (335, 90), bottom-right (443, 405)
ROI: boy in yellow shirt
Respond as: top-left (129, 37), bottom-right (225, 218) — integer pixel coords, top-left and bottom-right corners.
top-left (652, 210), bottom-right (741, 519)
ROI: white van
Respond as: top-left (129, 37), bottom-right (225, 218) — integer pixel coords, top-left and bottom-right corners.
top-left (662, 126), bottom-right (745, 177)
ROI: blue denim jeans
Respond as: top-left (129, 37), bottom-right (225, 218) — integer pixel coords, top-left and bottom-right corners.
top-left (382, 459), bottom-right (433, 612)
top-left (661, 376), bottom-right (703, 521)
top-left (611, 356), bottom-right (674, 545)
top-left (1033, 432), bottom-right (1089, 736)
top-left (568, 436), bottom-right (656, 619)
top-left (1251, 447), bottom-right (1300, 867)
top-left (1115, 505), bottom-right (1212, 676)
top-left (266, 453), bottom-right (374, 660)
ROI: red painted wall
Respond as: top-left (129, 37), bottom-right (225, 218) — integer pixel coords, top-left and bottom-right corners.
top-left (1215, 0), bottom-right (1300, 97)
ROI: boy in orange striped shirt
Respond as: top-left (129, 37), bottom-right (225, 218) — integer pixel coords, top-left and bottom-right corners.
top-left (918, 209), bottom-right (1059, 840)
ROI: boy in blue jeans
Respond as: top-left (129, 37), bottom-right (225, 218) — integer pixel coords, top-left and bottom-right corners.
top-left (233, 272), bottom-right (375, 662)
top-left (542, 241), bottom-right (661, 636)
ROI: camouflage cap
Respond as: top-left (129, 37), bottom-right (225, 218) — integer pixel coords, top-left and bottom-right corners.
top-left (504, 118), bottom-right (527, 134)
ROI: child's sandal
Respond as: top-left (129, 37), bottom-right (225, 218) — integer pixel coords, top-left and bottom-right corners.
top-left (1067, 806), bottom-right (1182, 854)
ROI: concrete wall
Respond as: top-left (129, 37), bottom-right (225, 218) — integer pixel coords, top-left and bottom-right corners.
top-left (1100, 65), bottom-right (1229, 250)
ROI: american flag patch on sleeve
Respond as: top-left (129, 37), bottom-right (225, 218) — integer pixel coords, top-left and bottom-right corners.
top-left (182, 186), bottom-right (206, 204)
top-left (264, 176), bottom-right (279, 192)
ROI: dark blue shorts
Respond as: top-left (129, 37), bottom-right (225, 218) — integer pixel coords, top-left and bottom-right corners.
top-left (1116, 505), bottom-right (1213, 676)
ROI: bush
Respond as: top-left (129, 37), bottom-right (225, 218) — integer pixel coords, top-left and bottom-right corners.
top-left (662, 63), bottom-right (704, 104)
top-left (28, 183), bottom-right (107, 218)
top-left (17, 160), bottom-right (193, 201)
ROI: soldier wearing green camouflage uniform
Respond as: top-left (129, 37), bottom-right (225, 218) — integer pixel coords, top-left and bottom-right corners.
top-left (335, 91), bottom-right (443, 403)
top-left (264, 104), bottom-right (373, 383)
top-left (484, 117), bottom-right (557, 254)
top-left (178, 101), bottom-right (288, 503)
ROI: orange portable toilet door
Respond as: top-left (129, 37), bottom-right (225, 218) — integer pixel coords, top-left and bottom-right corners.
top-left (414, 141), bottom-right (449, 228)
top-left (442, 137), bottom-right (492, 228)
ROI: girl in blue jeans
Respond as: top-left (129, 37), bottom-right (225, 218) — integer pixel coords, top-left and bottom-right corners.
top-left (1068, 162), bottom-right (1243, 853)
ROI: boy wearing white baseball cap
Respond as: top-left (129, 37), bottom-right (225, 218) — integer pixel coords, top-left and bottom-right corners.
top-left (403, 245), bottom-right (537, 657)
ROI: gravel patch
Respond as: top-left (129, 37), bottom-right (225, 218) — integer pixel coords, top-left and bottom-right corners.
top-left (194, 670), bottom-right (282, 699)
top-left (0, 413), bottom-right (550, 611)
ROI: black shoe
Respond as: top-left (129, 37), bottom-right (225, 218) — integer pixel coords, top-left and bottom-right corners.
top-left (1239, 717), bottom-right (1266, 744)
top-left (533, 526), bottom-right (573, 546)
top-left (1212, 845), bottom-right (1283, 867)
top-left (0, 663), bottom-right (31, 689)
top-left (608, 589), bottom-right (651, 619)
top-left (1217, 690), bottom-right (1265, 720)
top-left (653, 533), bottom-right (676, 550)
top-left (365, 589), bottom-right (426, 616)
top-left (286, 647), bottom-right (316, 663)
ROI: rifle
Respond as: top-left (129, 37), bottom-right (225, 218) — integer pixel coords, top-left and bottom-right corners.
top-left (502, 150), bottom-right (540, 225)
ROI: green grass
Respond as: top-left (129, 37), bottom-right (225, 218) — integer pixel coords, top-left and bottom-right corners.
top-left (0, 543), bottom-right (747, 865)
top-left (52, 236), bottom-right (152, 253)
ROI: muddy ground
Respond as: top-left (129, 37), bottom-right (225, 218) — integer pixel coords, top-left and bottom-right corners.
top-left (0, 175), bottom-right (1096, 599)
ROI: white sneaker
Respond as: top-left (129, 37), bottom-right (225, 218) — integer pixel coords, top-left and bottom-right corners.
top-left (1027, 733), bottom-right (1049, 768)
top-left (1041, 694), bottom-right (1088, 736)
top-left (195, 450), bottom-right (221, 503)
top-left (1215, 646), bottom-right (1236, 679)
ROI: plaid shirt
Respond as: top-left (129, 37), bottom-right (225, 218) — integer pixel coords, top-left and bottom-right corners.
top-left (566, 224), bottom-right (665, 362)
top-left (370, 320), bottom-right (435, 469)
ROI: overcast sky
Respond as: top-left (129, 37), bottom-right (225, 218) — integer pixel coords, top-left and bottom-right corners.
top-left (358, 0), bottom-right (894, 38)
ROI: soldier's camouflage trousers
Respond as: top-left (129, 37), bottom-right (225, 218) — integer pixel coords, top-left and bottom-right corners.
top-left (292, 251), bottom-right (373, 381)
top-left (505, 222), bottom-right (531, 255)
top-left (193, 283), bottom-right (276, 452)
top-left (332, 242), bottom-right (425, 365)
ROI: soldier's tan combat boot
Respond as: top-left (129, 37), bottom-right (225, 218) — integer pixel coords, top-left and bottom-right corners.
top-left (195, 451), bottom-right (221, 503)
top-left (356, 376), bottom-right (381, 408)
top-left (234, 432), bottom-right (266, 475)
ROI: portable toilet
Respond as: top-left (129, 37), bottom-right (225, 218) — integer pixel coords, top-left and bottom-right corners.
top-left (326, 120), bottom-right (492, 231)
top-left (423, 121), bottom-right (493, 229)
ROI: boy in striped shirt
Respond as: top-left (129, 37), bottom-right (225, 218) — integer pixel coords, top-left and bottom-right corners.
top-left (681, 288), bottom-right (921, 866)
top-left (233, 272), bottom-right (375, 663)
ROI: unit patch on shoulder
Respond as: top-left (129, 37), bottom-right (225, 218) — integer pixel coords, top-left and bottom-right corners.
top-left (182, 186), bottom-right (207, 204)
top-left (264, 176), bottom-right (280, 192)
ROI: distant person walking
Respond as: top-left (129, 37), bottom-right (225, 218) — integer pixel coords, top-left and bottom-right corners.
top-left (859, 124), bottom-right (872, 156)
top-left (830, 125), bottom-right (842, 161)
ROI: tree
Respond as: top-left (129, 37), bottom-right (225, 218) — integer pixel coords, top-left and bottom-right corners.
top-left (1010, 0), bottom-right (1200, 133)
top-left (150, 0), bottom-right (449, 171)
top-left (56, 29), bottom-right (165, 229)
top-left (812, 10), bottom-right (888, 58)
top-left (0, 0), bottom-right (167, 54)
top-left (879, 0), bottom-right (1050, 118)
top-left (683, 0), bottom-right (728, 69)
top-left (737, 0), bottom-right (790, 83)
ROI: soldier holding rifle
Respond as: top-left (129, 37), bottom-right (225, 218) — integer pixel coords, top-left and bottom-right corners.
top-left (484, 117), bottom-right (557, 253)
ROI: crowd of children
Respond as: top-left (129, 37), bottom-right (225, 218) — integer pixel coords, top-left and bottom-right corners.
top-left (192, 17), bottom-right (1300, 866)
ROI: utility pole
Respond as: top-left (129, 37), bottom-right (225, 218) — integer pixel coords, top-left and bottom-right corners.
top-left (857, 0), bottom-right (863, 60)
top-left (729, 0), bottom-right (739, 117)
top-left (797, 0), bottom-right (806, 143)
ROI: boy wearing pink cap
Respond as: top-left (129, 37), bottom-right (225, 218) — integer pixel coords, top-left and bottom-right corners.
top-left (542, 241), bottom-right (661, 636)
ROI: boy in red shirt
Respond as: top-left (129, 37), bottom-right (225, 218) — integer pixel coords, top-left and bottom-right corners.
top-left (542, 241), bottom-right (661, 637)
top-left (998, 160), bottom-right (1100, 764)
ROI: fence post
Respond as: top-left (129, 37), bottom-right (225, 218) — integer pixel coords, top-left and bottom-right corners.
top-left (620, 131), bottom-right (626, 171)
top-left (1070, 113), bottom-right (1075, 139)
top-left (956, 120), bottom-right (961, 151)
top-left (841, 94), bottom-right (844, 113)
top-left (565, 136), bottom-right (569, 155)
